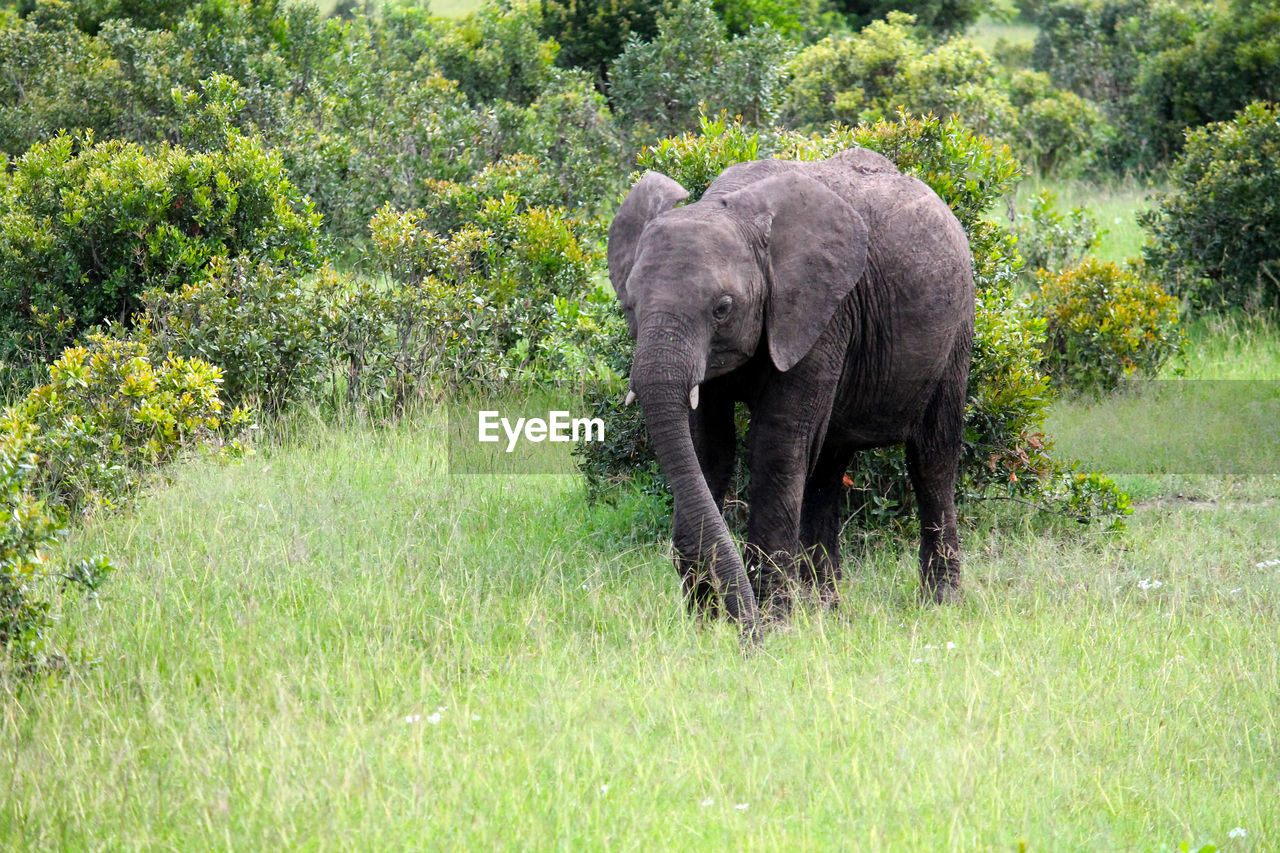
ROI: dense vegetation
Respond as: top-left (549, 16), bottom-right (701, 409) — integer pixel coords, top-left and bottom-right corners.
top-left (0, 0), bottom-right (1275, 674)
top-left (1, 1), bottom-right (1277, 848)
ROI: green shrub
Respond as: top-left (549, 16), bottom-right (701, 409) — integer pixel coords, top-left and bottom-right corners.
top-left (635, 112), bottom-right (762, 199)
top-left (1, 427), bottom-right (61, 665)
top-left (781, 13), bottom-right (923, 131)
top-left (1140, 101), bottom-right (1280, 311)
top-left (1, 335), bottom-right (251, 517)
top-left (608, 0), bottom-right (793, 140)
top-left (434, 0), bottom-right (558, 107)
top-left (781, 15), bottom-right (1107, 176)
top-left (130, 258), bottom-right (335, 414)
top-left (1004, 69), bottom-right (1108, 176)
top-left (538, 0), bottom-right (664, 80)
top-left (1, 424), bottom-right (113, 673)
top-left (1029, 258), bottom-right (1183, 392)
top-left (830, 0), bottom-right (994, 34)
top-left (368, 195), bottom-right (607, 386)
top-left (578, 114), bottom-right (1131, 528)
top-left (1033, 0), bottom-right (1279, 167)
top-left (0, 130), bottom-right (321, 384)
top-left (1010, 189), bottom-right (1101, 282)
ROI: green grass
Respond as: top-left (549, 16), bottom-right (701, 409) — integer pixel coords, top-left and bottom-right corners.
top-left (966, 16), bottom-right (1039, 55)
top-left (4, 389), bottom-right (1278, 848)
top-left (1013, 177), bottom-right (1159, 265)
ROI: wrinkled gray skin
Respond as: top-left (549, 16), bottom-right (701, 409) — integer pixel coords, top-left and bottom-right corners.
top-left (608, 150), bottom-right (974, 640)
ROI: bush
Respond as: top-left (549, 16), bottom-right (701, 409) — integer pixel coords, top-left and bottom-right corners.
top-left (538, 0), bottom-right (664, 81)
top-left (130, 258), bottom-right (335, 414)
top-left (1010, 189), bottom-right (1101, 282)
top-left (0, 130), bottom-right (321, 384)
top-left (781, 15), bottom-right (1107, 176)
top-left (1004, 69), bottom-right (1108, 176)
top-left (1140, 101), bottom-right (1280, 311)
top-left (368, 192), bottom-right (608, 387)
top-left (608, 0), bottom-right (793, 140)
top-left (830, 0), bottom-right (994, 34)
top-left (578, 114), bottom-right (1131, 529)
top-left (1, 425), bottom-right (113, 673)
top-left (1, 335), bottom-right (251, 517)
top-left (1029, 259), bottom-right (1182, 392)
top-left (434, 0), bottom-right (558, 107)
top-left (1033, 0), bottom-right (1279, 167)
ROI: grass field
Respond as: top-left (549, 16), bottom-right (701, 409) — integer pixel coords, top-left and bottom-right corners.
top-left (3, 314), bottom-right (1277, 849)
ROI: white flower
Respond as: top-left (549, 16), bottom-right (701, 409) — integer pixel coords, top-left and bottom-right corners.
top-left (700, 798), bottom-right (714, 807)
top-left (945, 641), bottom-right (956, 650)
top-left (1228, 827), bottom-right (1246, 839)
top-left (735, 803), bottom-right (749, 811)
top-left (1137, 578), bottom-right (1163, 590)
top-left (1256, 558), bottom-right (1280, 568)
top-left (911, 658), bottom-right (924, 663)
top-left (426, 712), bottom-right (442, 725)
top-left (600, 784), bottom-right (609, 794)
top-left (471, 714), bottom-right (481, 721)
top-left (404, 714), bottom-right (423, 724)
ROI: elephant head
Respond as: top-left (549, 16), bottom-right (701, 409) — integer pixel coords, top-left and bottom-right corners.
top-left (608, 168), bottom-right (871, 633)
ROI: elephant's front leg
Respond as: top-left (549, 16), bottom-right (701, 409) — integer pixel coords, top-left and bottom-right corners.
top-left (744, 414), bottom-right (813, 619)
top-left (673, 385), bottom-right (737, 616)
top-left (800, 444), bottom-right (856, 608)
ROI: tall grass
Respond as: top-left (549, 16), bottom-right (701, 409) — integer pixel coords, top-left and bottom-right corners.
top-left (3, 399), bottom-right (1276, 849)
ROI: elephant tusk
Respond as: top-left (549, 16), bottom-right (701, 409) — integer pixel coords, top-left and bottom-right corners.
top-left (689, 385), bottom-right (700, 410)
top-left (624, 389), bottom-right (637, 406)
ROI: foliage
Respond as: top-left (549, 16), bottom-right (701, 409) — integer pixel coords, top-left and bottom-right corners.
top-left (0, 1), bottom-right (625, 248)
top-left (1140, 101), bottom-right (1280, 312)
top-left (368, 193), bottom-right (610, 387)
top-left (0, 335), bottom-right (251, 517)
top-left (608, 0), bottom-right (793, 140)
top-left (782, 15), bottom-right (1106, 176)
top-left (1033, 0), bottom-right (1279, 167)
top-left (1030, 258), bottom-right (1182, 392)
top-left (1, 427), bottom-right (59, 665)
top-left (1, 424), bottom-right (113, 673)
top-left (634, 112), bottom-right (762, 198)
top-left (829, 0), bottom-right (995, 34)
top-left (1003, 68), bottom-right (1108, 176)
top-left (434, 0), bottom-right (558, 107)
top-left (578, 114), bottom-right (1131, 529)
top-left (130, 258), bottom-right (335, 415)
top-left (538, 0), bottom-right (664, 80)
top-left (0, 129), bottom-right (321, 385)
top-left (1010, 189), bottom-right (1101, 282)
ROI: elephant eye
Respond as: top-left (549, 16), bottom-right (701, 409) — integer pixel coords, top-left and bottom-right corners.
top-left (712, 295), bottom-right (734, 321)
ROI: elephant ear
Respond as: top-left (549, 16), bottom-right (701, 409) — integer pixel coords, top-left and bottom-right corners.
top-left (725, 172), bottom-right (869, 372)
top-left (607, 172), bottom-right (690, 304)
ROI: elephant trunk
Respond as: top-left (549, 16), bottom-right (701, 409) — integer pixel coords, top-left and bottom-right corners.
top-left (631, 317), bottom-right (761, 640)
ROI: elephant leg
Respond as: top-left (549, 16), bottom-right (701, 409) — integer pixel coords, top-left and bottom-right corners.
top-left (744, 419), bottom-right (811, 619)
top-left (675, 385), bottom-right (737, 617)
top-left (800, 444), bottom-right (855, 608)
top-left (905, 384), bottom-right (965, 603)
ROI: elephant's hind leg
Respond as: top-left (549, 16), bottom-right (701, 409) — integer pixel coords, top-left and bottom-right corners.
top-left (905, 387), bottom-right (965, 603)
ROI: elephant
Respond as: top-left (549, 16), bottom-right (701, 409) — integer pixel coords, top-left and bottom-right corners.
top-left (607, 149), bottom-right (975, 640)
